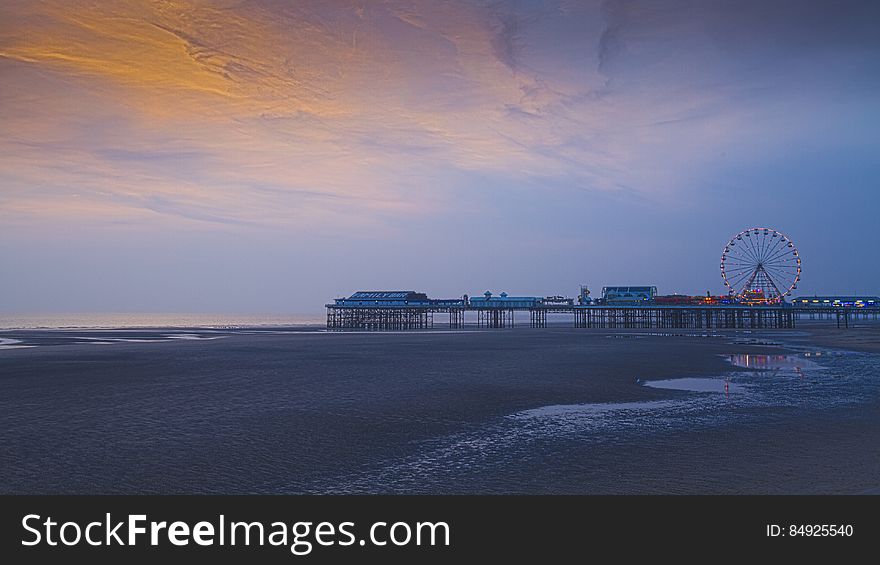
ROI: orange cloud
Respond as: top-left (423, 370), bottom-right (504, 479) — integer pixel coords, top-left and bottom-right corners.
top-left (0, 0), bottom-right (785, 234)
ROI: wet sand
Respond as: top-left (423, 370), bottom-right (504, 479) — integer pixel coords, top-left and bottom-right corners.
top-left (784, 321), bottom-right (880, 353)
top-left (0, 325), bottom-right (877, 494)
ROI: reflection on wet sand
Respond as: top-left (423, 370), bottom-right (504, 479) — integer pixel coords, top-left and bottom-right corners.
top-left (725, 353), bottom-right (824, 372)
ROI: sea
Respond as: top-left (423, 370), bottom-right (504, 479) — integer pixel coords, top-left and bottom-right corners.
top-left (0, 313), bottom-right (325, 330)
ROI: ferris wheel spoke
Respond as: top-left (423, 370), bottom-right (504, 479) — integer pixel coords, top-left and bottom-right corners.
top-left (723, 265), bottom-right (759, 277)
top-left (729, 235), bottom-right (757, 264)
top-left (763, 257), bottom-right (799, 269)
top-left (767, 270), bottom-right (799, 280)
top-left (728, 270), bottom-right (755, 288)
top-left (763, 232), bottom-right (779, 259)
top-left (726, 268), bottom-right (753, 283)
top-left (763, 246), bottom-right (797, 264)
top-left (741, 234), bottom-right (763, 264)
top-left (765, 268), bottom-right (796, 281)
top-left (760, 234), bottom-right (785, 263)
top-left (765, 261), bottom-right (799, 270)
top-left (764, 264), bottom-right (799, 276)
top-left (763, 253), bottom-right (798, 264)
top-left (724, 256), bottom-right (753, 263)
top-left (755, 234), bottom-right (769, 262)
top-left (756, 235), bottom-right (767, 261)
top-left (723, 261), bottom-right (754, 272)
top-left (723, 255), bottom-right (758, 265)
top-left (752, 231), bottom-right (769, 261)
top-left (763, 265), bottom-right (798, 275)
top-left (751, 236), bottom-right (768, 265)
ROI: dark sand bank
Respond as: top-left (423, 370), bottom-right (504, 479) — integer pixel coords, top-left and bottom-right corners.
top-left (0, 326), bottom-right (877, 494)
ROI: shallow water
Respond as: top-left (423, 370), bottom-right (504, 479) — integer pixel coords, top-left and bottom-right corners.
top-left (0, 313), bottom-right (324, 330)
top-left (0, 338), bottom-right (33, 350)
top-left (643, 377), bottom-right (743, 393)
top-left (304, 348), bottom-right (880, 494)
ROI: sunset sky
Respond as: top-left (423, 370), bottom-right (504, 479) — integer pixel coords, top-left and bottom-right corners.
top-left (2, 0), bottom-right (878, 314)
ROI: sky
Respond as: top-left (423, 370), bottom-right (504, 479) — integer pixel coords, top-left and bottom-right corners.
top-left (1, 0), bottom-right (879, 314)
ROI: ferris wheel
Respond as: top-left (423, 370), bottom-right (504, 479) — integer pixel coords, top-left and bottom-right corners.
top-left (720, 227), bottom-right (801, 302)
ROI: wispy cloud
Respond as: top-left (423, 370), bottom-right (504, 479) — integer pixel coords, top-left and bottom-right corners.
top-left (1, 0), bottom-right (877, 233)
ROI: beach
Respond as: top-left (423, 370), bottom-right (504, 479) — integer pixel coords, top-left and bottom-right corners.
top-left (0, 324), bottom-right (877, 494)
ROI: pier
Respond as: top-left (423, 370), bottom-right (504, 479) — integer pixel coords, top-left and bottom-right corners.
top-left (325, 291), bottom-right (878, 331)
top-left (326, 302), bottom-right (807, 331)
